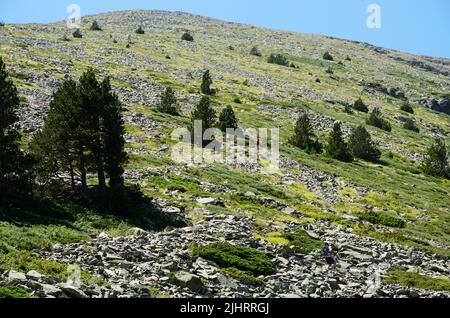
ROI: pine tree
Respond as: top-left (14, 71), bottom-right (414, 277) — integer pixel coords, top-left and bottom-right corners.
top-left (191, 96), bottom-right (217, 142)
top-left (290, 114), bottom-right (322, 153)
top-left (0, 57), bottom-right (32, 204)
top-left (90, 20), bottom-right (102, 31)
top-left (158, 87), bottom-right (179, 115)
top-left (250, 46), bottom-right (262, 57)
top-left (353, 98), bottom-right (369, 113)
top-left (323, 51), bottom-right (334, 61)
top-left (181, 32), bottom-right (194, 42)
top-left (367, 108), bottom-right (392, 132)
top-left (403, 118), bottom-right (419, 133)
top-left (348, 125), bottom-right (381, 162)
top-left (218, 105), bottom-right (238, 132)
top-left (326, 122), bottom-right (353, 162)
top-left (201, 70), bottom-right (213, 95)
top-left (422, 138), bottom-right (449, 179)
top-left (100, 77), bottom-right (128, 190)
top-left (400, 102), bottom-right (414, 114)
top-left (72, 29), bottom-right (83, 38)
top-left (135, 26), bottom-right (145, 34)
top-left (30, 78), bottom-right (85, 189)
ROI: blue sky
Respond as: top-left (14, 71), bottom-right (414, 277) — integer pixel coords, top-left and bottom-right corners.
top-left (1, 0), bottom-right (449, 58)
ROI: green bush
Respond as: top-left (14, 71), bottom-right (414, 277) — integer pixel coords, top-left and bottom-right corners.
top-left (0, 285), bottom-right (33, 298)
top-left (323, 51), bottom-right (334, 61)
top-left (193, 242), bottom-right (276, 276)
top-left (250, 46), bottom-right (262, 57)
top-left (267, 53), bottom-right (289, 67)
top-left (403, 118), bottom-right (419, 132)
top-left (90, 20), bottom-right (102, 31)
top-left (222, 267), bottom-right (264, 286)
top-left (181, 32), bottom-right (194, 42)
top-left (400, 102), bottom-right (414, 114)
top-left (283, 229), bottom-right (323, 253)
top-left (385, 269), bottom-right (450, 292)
top-left (353, 98), bottom-right (369, 113)
top-left (135, 26), bottom-right (145, 34)
top-left (72, 29), bottom-right (83, 38)
top-left (366, 108), bottom-right (392, 132)
top-left (357, 210), bottom-right (406, 228)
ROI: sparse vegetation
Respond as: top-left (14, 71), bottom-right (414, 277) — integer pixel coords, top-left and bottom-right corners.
top-left (366, 108), bottom-right (392, 132)
top-left (385, 269), bottom-right (450, 292)
top-left (193, 242), bottom-right (276, 276)
top-left (90, 20), bottom-right (102, 31)
top-left (267, 53), bottom-right (289, 67)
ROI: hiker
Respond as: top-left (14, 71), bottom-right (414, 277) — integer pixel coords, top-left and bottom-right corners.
top-left (321, 243), bottom-right (336, 268)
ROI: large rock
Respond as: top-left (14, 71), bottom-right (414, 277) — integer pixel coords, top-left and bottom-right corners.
top-left (58, 283), bottom-right (89, 298)
top-left (173, 271), bottom-right (204, 292)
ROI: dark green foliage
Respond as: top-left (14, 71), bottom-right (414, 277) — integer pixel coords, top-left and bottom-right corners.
top-left (191, 96), bottom-right (217, 141)
top-left (290, 114), bottom-right (323, 153)
top-left (233, 96), bottom-right (242, 104)
top-left (326, 122), bottom-right (353, 162)
top-left (357, 210), bottom-right (406, 228)
top-left (0, 57), bottom-right (33, 206)
top-left (353, 98), bottom-right (369, 113)
top-left (283, 229), bottom-right (323, 253)
top-left (366, 108), bottom-right (392, 132)
top-left (90, 20), bottom-right (102, 31)
top-left (0, 22), bottom-right (5, 27)
top-left (345, 56), bottom-right (351, 61)
top-left (348, 125), bottom-right (381, 162)
top-left (0, 285), bottom-right (33, 298)
top-left (323, 51), bottom-right (334, 61)
top-left (158, 87), bottom-right (179, 115)
top-left (400, 102), bottom-right (414, 114)
top-left (422, 138), bottom-right (449, 179)
top-left (267, 53), bottom-right (289, 67)
top-left (222, 267), bottom-right (263, 286)
top-left (403, 118), bottom-right (419, 132)
top-left (325, 67), bottom-right (334, 74)
top-left (135, 26), bottom-right (145, 34)
top-left (193, 242), bottom-right (276, 276)
top-left (31, 69), bottom-right (128, 212)
top-left (250, 46), bottom-right (262, 57)
top-left (200, 70), bottom-right (213, 95)
top-left (181, 32), bottom-right (194, 42)
top-left (218, 105), bottom-right (238, 132)
top-left (72, 29), bottom-right (82, 38)
top-left (344, 104), bottom-right (353, 114)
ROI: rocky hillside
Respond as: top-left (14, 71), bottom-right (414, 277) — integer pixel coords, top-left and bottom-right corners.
top-left (0, 10), bottom-right (449, 298)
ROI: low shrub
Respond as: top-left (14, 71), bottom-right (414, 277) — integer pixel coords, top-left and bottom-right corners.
top-left (357, 210), bottom-right (406, 228)
top-left (193, 242), bottom-right (276, 276)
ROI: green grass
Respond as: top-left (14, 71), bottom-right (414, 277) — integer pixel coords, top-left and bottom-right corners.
top-left (192, 242), bottom-right (276, 276)
top-left (384, 269), bottom-right (450, 292)
top-left (357, 210), bottom-right (406, 228)
top-left (283, 229), bottom-right (323, 253)
top-left (221, 267), bottom-right (264, 286)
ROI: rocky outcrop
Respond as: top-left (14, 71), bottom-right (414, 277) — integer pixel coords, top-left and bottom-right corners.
top-left (417, 97), bottom-right (450, 115)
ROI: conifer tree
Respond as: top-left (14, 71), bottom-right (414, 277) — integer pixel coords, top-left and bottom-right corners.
top-left (422, 138), bottom-right (449, 179)
top-left (348, 125), bottom-right (381, 162)
top-left (0, 57), bottom-right (33, 204)
top-left (201, 70), bottom-right (213, 95)
top-left (353, 98), bottom-right (369, 113)
top-left (290, 114), bottom-right (322, 153)
top-left (90, 20), bottom-right (102, 31)
top-left (218, 105), bottom-right (238, 132)
top-left (191, 96), bottom-right (217, 142)
top-left (158, 87), bottom-right (179, 115)
top-left (326, 122), bottom-right (353, 162)
top-left (367, 107), bottom-right (392, 132)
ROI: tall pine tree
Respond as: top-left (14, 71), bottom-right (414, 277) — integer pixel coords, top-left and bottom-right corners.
top-left (0, 57), bottom-right (32, 204)
top-left (348, 125), bottom-right (381, 162)
top-left (158, 87), bottom-right (179, 115)
top-left (326, 122), bottom-right (353, 162)
top-left (290, 114), bottom-right (322, 153)
top-left (201, 70), bottom-right (213, 95)
top-left (191, 96), bottom-right (216, 145)
top-left (217, 105), bottom-right (238, 132)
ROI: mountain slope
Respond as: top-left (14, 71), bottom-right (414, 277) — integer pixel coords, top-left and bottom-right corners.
top-left (0, 10), bottom-right (449, 298)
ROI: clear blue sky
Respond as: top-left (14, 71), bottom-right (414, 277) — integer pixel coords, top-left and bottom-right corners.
top-left (1, 0), bottom-right (449, 58)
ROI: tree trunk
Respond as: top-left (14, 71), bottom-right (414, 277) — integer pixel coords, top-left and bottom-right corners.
top-left (96, 154), bottom-right (107, 213)
top-left (69, 161), bottom-right (75, 189)
top-left (78, 148), bottom-right (87, 191)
